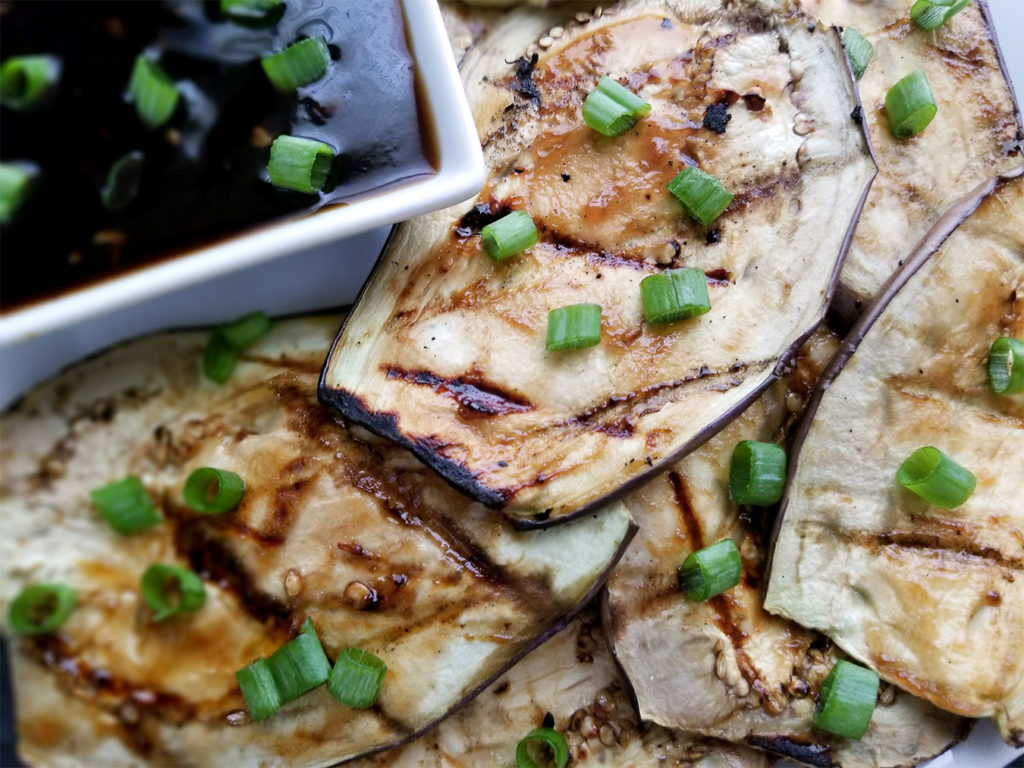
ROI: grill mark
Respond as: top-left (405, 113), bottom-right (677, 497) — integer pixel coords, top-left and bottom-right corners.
top-left (886, 378), bottom-right (1024, 427)
top-left (847, 527), bottom-right (1023, 571)
top-left (746, 735), bottom-right (832, 767)
top-left (238, 354), bottom-right (323, 375)
top-left (383, 366), bottom-right (535, 418)
top-left (729, 169), bottom-right (801, 213)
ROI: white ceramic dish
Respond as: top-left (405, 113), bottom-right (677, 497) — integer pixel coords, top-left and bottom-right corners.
top-left (0, 0), bottom-right (484, 348)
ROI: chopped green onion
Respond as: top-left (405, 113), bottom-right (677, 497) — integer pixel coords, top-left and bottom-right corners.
top-left (911, 0), bottom-right (970, 30)
top-left (666, 166), bottom-right (733, 226)
top-left (677, 539), bottom-right (741, 602)
top-left (220, 310), bottom-right (273, 348)
top-left (101, 151), bottom-right (145, 213)
top-left (202, 330), bottom-right (239, 384)
top-left (582, 75), bottom-right (651, 137)
top-left (814, 659), bottom-right (879, 740)
top-left (546, 303), bottom-right (602, 351)
top-left (885, 70), bottom-right (936, 139)
top-left (327, 648), bottom-right (387, 708)
top-left (90, 476), bottom-right (161, 534)
top-left (987, 336), bottom-right (1024, 395)
top-left (897, 446), bottom-right (976, 509)
top-left (0, 162), bottom-right (39, 225)
top-left (729, 440), bottom-right (787, 506)
top-left (127, 55), bottom-right (180, 130)
top-left (8, 583), bottom-right (77, 635)
top-left (843, 28), bottom-right (874, 80)
top-left (268, 135), bottom-right (334, 194)
top-left (0, 55), bottom-right (61, 111)
top-left (269, 620), bottom-right (332, 702)
top-left (262, 37), bottom-right (330, 92)
top-left (516, 727), bottom-right (570, 768)
top-left (220, 0), bottom-right (284, 27)
top-left (183, 467), bottom-right (245, 514)
top-left (481, 210), bottom-right (538, 261)
top-left (140, 564), bottom-right (206, 621)
top-left (640, 267), bottom-right (711, 325)
top-left (236, 657), bottom-right (282, 722)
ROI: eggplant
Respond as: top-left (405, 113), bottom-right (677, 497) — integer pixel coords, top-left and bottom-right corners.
top-left (0, 315), bottom-right (635, 767)
top-left (319, 0), bottom-right (876, 528)
top-left (764, 169), bottom-right (1024, 746)
top-left (350, 608), bottom-right (773, 767)
top-left (802, 0), bottom-right (1022, 316)
top-left (604, 331), bottom-right (970, 767)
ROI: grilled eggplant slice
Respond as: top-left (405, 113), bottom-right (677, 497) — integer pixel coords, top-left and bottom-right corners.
top-left (351, 609), bottom-right (773, 767)
top-left (605, 332), bottom-right (968, 768)
top-left (0, 315), bottom-right (634, 767)
top-left (803, 0), bottom-right (1022, 311)
top-left (765, 169), bottom-right (1024, 746)
top-left (320, 0), bottom-right (875, 528)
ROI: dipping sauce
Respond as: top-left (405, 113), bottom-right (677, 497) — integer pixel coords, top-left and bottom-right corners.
top-left (0, 0), bottom-right (433, 311)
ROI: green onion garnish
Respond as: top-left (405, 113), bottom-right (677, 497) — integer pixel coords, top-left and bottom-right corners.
top-left (89, 476), bottom-right (161, 534)
top-left (127, 54), bottom-right (180, 130)
top-left (220, 310), bottom-right (273, 348)
top-left (729, 440), bottom-right (787, 506)
top-left (582, 75), bottom-right (651, 137)
top-left (481, 210), bottom-right (538, 262)
top-left (515, 727), bottom-right (570, 768)
top-left (8, 583), bottom-right (77, 635)
top-left (885, 70), bottom-right (937, 139)
top-left (327, 647), bottom-right (387, 708)
top-left (843, 28), bottom-right (874, 80)
top-left (236, 657), bottom-right (282, 722)
top-left (183, 467), bottom-right (245, 514)
top-left (678, 539), bottom-right (741, 602)
top-left (666, 166), bottom-right (733, 226)
top-left (0, 55), bottom-right (61, 111)
top-left (262, 36), bottom-right (331, 92)
top-left (987, 336), bottom-right (1024, 395)
top-left (220, 0), bottom-right (284, 27)
top-left (267, 135), bottom-right (335, 194)
top-left (640, 267), bottom-right (711, 325)
top-left (101, 151), bottom-right (145, 213)
top-left (546, 303), bottom-right (602, 351)
top-left (0, 162), bottom-right (39, 225)
top-left (910, 0), bottom-right (970, 30)
top-left (269, 619), bottom-right (332, 703)
top-left (813, 659), bottom-right (879, 740)
top-left (140, 564), bottom-right (206, 621)
top-left (202, 330), bottom-right (239, 384)
top-left (896, 446), bottom-right (976, 509)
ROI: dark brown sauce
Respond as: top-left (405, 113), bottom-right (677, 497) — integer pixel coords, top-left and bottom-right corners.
top-left (0, 0), bottom-right (434, 311)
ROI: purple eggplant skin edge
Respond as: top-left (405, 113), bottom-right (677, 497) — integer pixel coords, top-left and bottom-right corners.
top-left (979, 0), bottom-right (1024, 156)
top-left (317, 26), bottom-right (878, 530)
top-left (763, 166), bottom-right (1024, 590)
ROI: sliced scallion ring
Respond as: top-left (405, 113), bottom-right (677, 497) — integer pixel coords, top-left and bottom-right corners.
top-left (546, 303), bottom-right (602, 351)
top-left (269, 620), bottom-right (331, 703)
top-left (729, 440), bottom-right (787, 506)
top-left (677, 539), bottom-right (741, 602)
top-left (0, 162), bottom-right (39, 225)
top-left (219, 310), bottom-right (273, 348)
top-left (262, 36), bottom-right (331, 92)
top-left (267, 135), bottom-right (335, 194)
top-left (666, 166), bottom-right (733, 226)
top-left (0, 55), bottom-right (61, 111)
top-left (327, 647), bottom-right (387, 708)
top-left (481, 210), bottom-right (538, 261)
top-left (101, 151), bottom-right (145, 213)
top-left (910, 0), bottom-right (970, 30)
top-left (896, 446), bottom-right (976, 509)
top-left (814, 659), bottom-right (879, 740)
top-left (987, 336), bottom-right (1024, 395)
top-left (885, 70), bottom-right (936, 139)
top-left (90, 476), bottom-right (161, 534)
top-left (183, 467), bottom-right (245, 514)
top-left (515, 727), bottom-right (570, 768)
top-left (236, 657), bottom-right (282, 721)
top-left (202, 330), bottom-right (239, 384)
top-left (127, 54), bottom-right (180, 130)
top-left (140, 564), bottom-right (206, 621)
top-left (843, 28), bottom-right (874, 80)
top-left (8, 583), bottom-right (77, 635)
top-left (640, 267), bottom-right (711, 324)
top-left (582, 75), bottom-right (651, 137)
top-left (221, 0), bottom-right (284, 27)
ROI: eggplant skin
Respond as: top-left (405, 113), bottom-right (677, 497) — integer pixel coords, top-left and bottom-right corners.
top-left (320, 0), bottom-right (875, 528)
top-left (0, 315), bottom-right (635, 768)
top-left (765, 169), bottom-right (1024, 746)
top-left (605, 331), bottom-right (970, 768)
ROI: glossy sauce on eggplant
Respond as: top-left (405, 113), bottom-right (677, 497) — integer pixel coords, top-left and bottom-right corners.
top-left (0, 0), bottom-right (433, 311)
